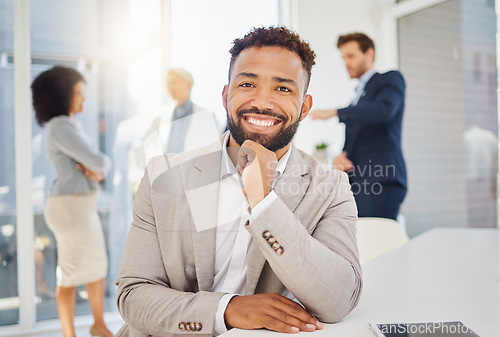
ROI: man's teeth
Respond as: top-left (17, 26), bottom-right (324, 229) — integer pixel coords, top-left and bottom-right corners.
top-left (247, 117), bottom-right (276, 127)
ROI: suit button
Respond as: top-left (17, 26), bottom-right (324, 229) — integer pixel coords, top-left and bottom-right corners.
top-left (275, 246), bottom-right (284, 255)
top-left (190, 322), bottom-right (196, 331)
top-left (195, 322), bottom-right (202, 331)
top-left (267, 236), bottom-right (276, 244)
top-left (262, 230), bottom-right (272, 239)
top-left (178, 322), bottom-right (186, 331)
top-left (271, 242), bottom-right (280, 250)
top-left (185, 322), bottom-right (191, 331)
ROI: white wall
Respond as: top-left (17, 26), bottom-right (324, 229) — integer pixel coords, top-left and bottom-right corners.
top-left (292, 0), bottom-right (385, 158)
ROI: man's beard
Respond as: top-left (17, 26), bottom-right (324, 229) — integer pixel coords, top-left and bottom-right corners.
top-left (226, 107), bottom-right (302, 152)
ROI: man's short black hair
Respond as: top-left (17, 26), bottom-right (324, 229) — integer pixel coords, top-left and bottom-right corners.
top-left (31, 65), bottom-right (85, 126)
top-left (228, 26), bottom-right (316, 91)
top-left (337, 32), bottom-right (375, 54)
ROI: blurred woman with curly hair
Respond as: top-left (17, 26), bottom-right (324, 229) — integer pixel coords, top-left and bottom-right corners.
top-left (32, 65), bottom-right (113, 337)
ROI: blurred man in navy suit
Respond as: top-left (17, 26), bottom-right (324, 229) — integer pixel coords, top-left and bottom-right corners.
top-left (311, 33), bottom-right (407, 221)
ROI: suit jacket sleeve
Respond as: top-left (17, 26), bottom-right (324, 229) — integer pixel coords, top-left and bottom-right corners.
top-left (338, 71), bottom-right (405, 125)
top-left (115, 167), bottom-right (224, 336)
top-left (245, 170), bottom-right (362, 323)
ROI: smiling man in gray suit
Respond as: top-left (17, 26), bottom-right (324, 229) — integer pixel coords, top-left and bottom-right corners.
top-left (116, 26), bottom-right (362, 337)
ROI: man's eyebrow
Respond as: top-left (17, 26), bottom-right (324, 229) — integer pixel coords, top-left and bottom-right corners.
top-left (274, 76), bottom-right (298, 87)
top-left (234, 72), bottom-right (299, 87)
top-left (235, 72), bottom-right (258, 79)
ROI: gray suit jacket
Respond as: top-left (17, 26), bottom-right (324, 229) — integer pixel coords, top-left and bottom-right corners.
top-left (115, 138), bottom-right (362, 337)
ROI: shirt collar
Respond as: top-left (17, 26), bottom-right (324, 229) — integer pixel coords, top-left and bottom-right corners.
top-left (220, 132), bottom-right (292, 180)
top-left (359, 68), bottom-right (377, 86)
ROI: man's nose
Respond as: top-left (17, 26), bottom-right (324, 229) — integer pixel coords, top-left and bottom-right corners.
top-left (250, 89), bottom-right (275, 111)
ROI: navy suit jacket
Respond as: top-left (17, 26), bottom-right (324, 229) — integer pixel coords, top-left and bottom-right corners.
top-left (337, 70), bottom-right (407, 190)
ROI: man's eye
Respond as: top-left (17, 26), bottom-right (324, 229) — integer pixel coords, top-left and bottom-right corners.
top-left (278, 86), bottom-right (291, 92)
top-left (240, 83), bottom-right (253, 88)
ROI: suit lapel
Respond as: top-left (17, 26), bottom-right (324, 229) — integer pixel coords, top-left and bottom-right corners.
top-left (185, 147), bottom-right (223, 292)
top-left (273, 148), bottom-right (310, 213)
top-left (245, 147), bottom-right (311, 294)
top-left (358, 72), bottom-right (378, 104)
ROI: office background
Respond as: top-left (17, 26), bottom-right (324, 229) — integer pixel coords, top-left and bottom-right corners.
top-left (0, 0), bottom-right (498, 335)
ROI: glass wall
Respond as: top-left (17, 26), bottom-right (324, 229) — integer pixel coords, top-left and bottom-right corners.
top-left (398, 0), bottom-right (498, 236)
top-left (0, 0), bottom-right (19, 327)
top-left (0, 0), bottom-right (126, 327)
top-left (0, 0), bottom-right (280, 331)
top-left (29, 0), bottom-right (117, 322)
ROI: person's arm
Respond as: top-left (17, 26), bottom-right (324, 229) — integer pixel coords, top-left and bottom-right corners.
top-left (309, 109), bottom-right (338, 120)
top-left (244, 171), bottom-right (361, 323)
top-left (338, 71), bottom-right (405, 124)
top-left (76, 163), bottom-right (104, 182)
top-left (333, 151), bottom-right (354, 172)
top-left (130, 115), bottom-right (163, 170)
top-left (115, 166), bottom-right (224, 336)
top-left (232, 141), bottom-right (362, 325)
top-left (51, 118), bottom-right (111, 173)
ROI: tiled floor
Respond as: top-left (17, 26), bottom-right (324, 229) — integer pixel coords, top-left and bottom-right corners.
top-left (4, 314), bottom-right (124, 337)
top-left (34, 321), bottom-right (123, 337)
top-left (0, 290), bottom-right (122, 336)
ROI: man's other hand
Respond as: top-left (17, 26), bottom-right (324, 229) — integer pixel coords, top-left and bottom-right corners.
top-left (309, 109), bottom-right (338, 120)
top-left (224, 293), bottom-right (323, 333)
top-left (333, 152), bottom-right (354, 172)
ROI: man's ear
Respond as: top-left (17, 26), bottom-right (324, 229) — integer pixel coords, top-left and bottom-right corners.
top-left (222, 85), bottom-right (228, 110)
top-left (300, 94), bottom-right (313, 121)
top-left (366, 47), bottom-right (375, 63)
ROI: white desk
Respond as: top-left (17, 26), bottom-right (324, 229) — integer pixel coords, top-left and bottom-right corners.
top-left (221, 228), bottom-right (500, 337)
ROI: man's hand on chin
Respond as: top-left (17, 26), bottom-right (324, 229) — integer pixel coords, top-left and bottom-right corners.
top-left (235, 140), bottom-right (278, 210)
top-left (224, 293), bottom-right (323, 333)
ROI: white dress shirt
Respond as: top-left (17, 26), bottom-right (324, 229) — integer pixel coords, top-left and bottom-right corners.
top-left (211, 132), bottom-right (292, 335)
top-left (352, 68), bottom-right (377, 106)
